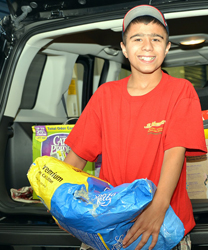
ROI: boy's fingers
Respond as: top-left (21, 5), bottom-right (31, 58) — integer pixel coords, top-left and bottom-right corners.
top-left (47, 211), bottom-right (75, 237)
top-left (56, 223), bottom-right (75, 237)
top-left (148, 233), bottom-right (159, 250)
top-left (124, 231), bottom-right (159, 250)
top-left (135, 232), bottom-right (150, 250)
top-left (123, 226), bottom-right (143, 247)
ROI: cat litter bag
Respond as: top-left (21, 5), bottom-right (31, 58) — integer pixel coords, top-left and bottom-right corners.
top-left (27, 156), bottom-right (185, 250)
top-left (32, 124), bottom-right (95, 175)
top-left (32, 124), bottom-right (75, 161)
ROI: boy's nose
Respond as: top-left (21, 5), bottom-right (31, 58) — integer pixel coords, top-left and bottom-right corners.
top-left (142, 39), bottom-right (153, 51)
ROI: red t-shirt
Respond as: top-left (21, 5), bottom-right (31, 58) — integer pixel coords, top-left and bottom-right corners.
top-left (65, 72), bottom-right (207, 235)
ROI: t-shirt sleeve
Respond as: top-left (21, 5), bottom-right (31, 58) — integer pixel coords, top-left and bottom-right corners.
top-left (164, 96), bottom-right (207, 156)
top-left (65, 88), bottom-right (102, 162)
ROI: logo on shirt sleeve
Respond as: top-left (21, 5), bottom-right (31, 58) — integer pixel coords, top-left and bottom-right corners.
top-left (144, 120), bottom-right (166, 134)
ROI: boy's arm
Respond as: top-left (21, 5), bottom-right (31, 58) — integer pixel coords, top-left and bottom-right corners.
top-left (54, 150), bottom-right (86, 233)
top-left (122, 146), bottom-right (186, 250)
top-left (64, 149), bottom-right (87, 170)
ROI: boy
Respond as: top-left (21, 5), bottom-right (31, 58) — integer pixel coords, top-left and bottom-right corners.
top-left (64, 5), bottom-right (207, 250)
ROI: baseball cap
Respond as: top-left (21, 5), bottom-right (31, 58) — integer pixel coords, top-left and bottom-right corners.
top-left (122, 5), bottom-right (169, 35)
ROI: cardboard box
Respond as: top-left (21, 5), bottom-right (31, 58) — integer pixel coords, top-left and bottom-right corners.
top-left (186, 135), bottom-right (208, 199)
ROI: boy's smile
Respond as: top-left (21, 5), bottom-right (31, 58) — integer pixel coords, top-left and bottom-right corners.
top-left (121, 21), bottom-right (171, 77)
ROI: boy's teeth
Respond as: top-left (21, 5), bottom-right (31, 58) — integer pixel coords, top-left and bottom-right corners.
top-left (139, 56), bottom-right (155, 61)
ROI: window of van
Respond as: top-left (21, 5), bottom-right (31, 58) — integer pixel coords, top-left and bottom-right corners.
top-left (163, 65), bottom-right (208, 89)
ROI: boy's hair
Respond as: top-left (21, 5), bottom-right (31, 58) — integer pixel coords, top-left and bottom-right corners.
top-left (122, 16), bottom-right (169, 46)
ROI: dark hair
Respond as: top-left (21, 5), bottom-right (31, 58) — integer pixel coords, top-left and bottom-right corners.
top-left (122, 16), bottom-right (169, 45)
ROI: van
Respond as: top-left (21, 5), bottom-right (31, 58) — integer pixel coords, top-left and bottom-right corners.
top-left (0, 0), bottom-right (208, 249)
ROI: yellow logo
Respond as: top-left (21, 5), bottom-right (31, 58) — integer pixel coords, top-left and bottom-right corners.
top-left (144, 120), bottom-right (166, 134)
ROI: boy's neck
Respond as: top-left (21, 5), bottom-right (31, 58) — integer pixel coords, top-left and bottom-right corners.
top-left (127, 69), bottom-right (163, 96)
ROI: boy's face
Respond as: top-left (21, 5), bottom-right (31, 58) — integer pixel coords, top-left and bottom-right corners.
top-left (121, 21), bottom-right (171, 75)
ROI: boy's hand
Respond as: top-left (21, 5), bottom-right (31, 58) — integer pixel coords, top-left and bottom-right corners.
top-left (54, 219), bottom-right (75, 237)
top-left (57, 223), bottom-right (74, 236)
top-left (47, 210), bottom-right (75, 237)
top-left (122, 200), bottom-right (167, 250)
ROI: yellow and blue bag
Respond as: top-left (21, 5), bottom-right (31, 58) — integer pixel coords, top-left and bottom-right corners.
top-left (27, 156), bottom-right (185, 250)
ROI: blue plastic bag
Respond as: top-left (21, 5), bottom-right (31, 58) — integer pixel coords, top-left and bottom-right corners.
top-left (28, 156), bottom-right (185, 250)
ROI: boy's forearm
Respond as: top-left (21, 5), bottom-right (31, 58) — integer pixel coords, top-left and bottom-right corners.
top-left (153, 146), bottom-right (186, 208)
top-left (64, 149), bottom-right (87, 170)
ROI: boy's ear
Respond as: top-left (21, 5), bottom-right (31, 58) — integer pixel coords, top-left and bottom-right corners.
top-left (165, 41), bottom-right (171, 56)
top-left (120, 42), bottom-right (128, 58)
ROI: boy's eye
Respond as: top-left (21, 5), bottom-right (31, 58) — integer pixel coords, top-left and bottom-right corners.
top-left (152, 38), bottom-right (161, 42)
